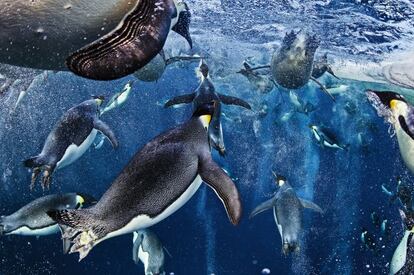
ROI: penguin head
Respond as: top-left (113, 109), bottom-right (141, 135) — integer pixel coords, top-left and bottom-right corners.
top-left (197, 59), bottom-right (209, 79)
top-left (272, 171), bottom-right (286, 187)
top-left (193, 100), bottom-right (218, 128)
top-left (92, 95), bottom-right (105, 106)
top-left (75, 193), bottom-right (98, 209)
top-left (308, 124), bottom-right (318, 131)
top-left (366, 90), bottom-right (407, 114)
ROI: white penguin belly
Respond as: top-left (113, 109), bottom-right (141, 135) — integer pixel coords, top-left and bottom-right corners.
top-left (103, 175), bottom-right (203, 241)
top-left (8, 224), bottom-right (59, 236)
top-left (56, 129), bottom-right (98, 169)
top-left (390, 230), bottom-right (410, 274)
top-left (138, 245), bottom-right (150, 273)
top-left (396, 126), bottom-right (414, 174)
top-left (273, 207), bottom-right (284, 244)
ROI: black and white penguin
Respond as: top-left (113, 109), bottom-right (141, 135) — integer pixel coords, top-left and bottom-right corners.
top-left (237, 61), bottom-right (276, 94)
top-left (48, 101), bottom-right (242, 261)
top-left (0, 193), bottom-right (96, 253)
top-left (309, 124), bottom-right (349, 151)
top-left (24, 97), bottom-right (118, 190)
top-left (67, 0), bottom-right (193, 80)
top-left (133, 229), bottom-right (166, 275)
top-left (311, 53), bottom-right (339, 80)
top-left (164, 60), bottom-right (252, 156)
top-left (390, 210), bottom-right (414, 274)
top-left (249, 173), bottom-right (323, 254)
top-left (366, 90), bottom-right (414, 176)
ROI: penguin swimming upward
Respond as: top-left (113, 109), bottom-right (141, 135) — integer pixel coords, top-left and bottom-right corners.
top-left (0, 193), bottom-right (96, 253)
top-left (24, 97), bottom-right (119, 190)
top-left (309, 124), bottom-right (348, 151)
top-left (367, 90), bottom-right (414, 176)
top-left (133, 229), bottom-right (166, 275)
top-left (390, 210), bottom-right (414, 275)
top-left (164, 60), bottom-right (252, 156)
top-left (249, 173), bottom-right (323, 254)
top-left (48, 101), bottom-right (242, 261)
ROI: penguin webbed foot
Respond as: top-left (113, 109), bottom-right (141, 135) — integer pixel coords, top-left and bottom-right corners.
top-left (29, 166), bottom-right (54, 191)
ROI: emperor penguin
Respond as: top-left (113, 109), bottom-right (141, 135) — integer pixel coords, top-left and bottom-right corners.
top-left (100, 81), bottom-right (135, 116)
top-left (0, 193), bottom-right (96, 253)
top-left (164, 60), bottom-right (252, 156)
top-left (366, 90), bottom-right (414, 176)
top-left (249, 173), bottom-right (323, 254)
top-left (0, 0), bottom-right (193, 81)
top-left (48, 100), bottom-right (242, 261)
top-left (133, 229), bottom-right (166, 275)
top-left (309, 124), bottom-right (349, 151)
top-left (24, 97), bottom-right (119, 190)
top-left (390, 210), bottom-right (414, 275)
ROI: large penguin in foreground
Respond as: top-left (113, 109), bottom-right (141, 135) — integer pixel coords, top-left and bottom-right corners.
top-left (366, 90), bottom-right (414, 175)
top-left (390, 210), bottom-right (414, 275)
top-left (133, 229), bottom-right (166, 275)
top-left (164, 60), bottom-right (251, 156)
top-left (250, 173), bottom-right (323, 254)
top-left (0, 193), bottom-right (96, 253)
top-left (0, 0), bottom-right (192, 81)
top-left (24, 97), bottom-right (118, 190)
top-left (48, 101), bottom-right (242, 261)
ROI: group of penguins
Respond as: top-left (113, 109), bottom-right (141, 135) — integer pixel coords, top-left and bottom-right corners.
top-left (0, 0), bottom-right (413, 274)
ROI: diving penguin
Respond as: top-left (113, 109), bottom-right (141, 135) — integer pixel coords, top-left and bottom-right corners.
top-left (249, 173), bottom-right (323, 254)
top-left (24, 97), bottom-right (119, 190)
top-left (309, 124), bottom-right (349, 151)
top-left (133, 229), bottom-right (166, 275)
top-left (237, 61), bottom-right (276, 94)
top-left (311, 53), bottom-right (339, 80)
top-left (0, 0), bottom-right (193, 81)
top-left (0, 193), bottom-right (96, 253)
top-left (382, 177), bottom-right (413, 212)
top-left (134, 50), bottom-right (201, 82)
top-left (100, 81), bottom-right (135, 116)
top-left (48, 101), bottom-right (242, 261)
top-left (366, 90), bottom-right (414, 176)
top-left (164, 60), bottom-right (252, 156)
top-left (390, 209), bottom-right (414, 275)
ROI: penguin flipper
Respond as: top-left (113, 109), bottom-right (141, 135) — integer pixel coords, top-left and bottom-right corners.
top-left (164, 93), bottom-right (195, 108)
top-left (66, 0), bottom-right (174, 80)
top-left (299, 198), bottom-right (324, 214)
top-left (198, 156), bottom-right (242, 225)
top-left (93, 120), bottom-right (119, 149)
top-left (310, 77), bottom-right (336, 102)
top-left (249, 198), bottom-right (276, 219)
top-left (171, 4), bottom-right (192, 48)
top-left (218, 94), bottom-right (252, 110)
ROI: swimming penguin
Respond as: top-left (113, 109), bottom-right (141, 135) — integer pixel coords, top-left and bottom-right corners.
top-left (311, 53), bottom-right (339, 80)
top-left (381, 219), bottom-right (392, 240)
top-left (289, 91), bottom-right (316, 116)
top-left (366, 90), bottom-right (414, 176)
top-left (382, 177), bottom-right (413, 212)
top-left (237, 61), bottom-right (276, 94)
top-left (0, 0), bottom-right (192, 81)
top-left (390, 209), bottom-right (414, 274)
top-left (309, 124), bottom-right (349, 151)
top-left (0, 193), bottom-right (96, 253)
top-left (134, 50), bottom-right (201, 82)
top-left (371, 211), bottom-right (382, 228)
top-left (361, 228), bottom-right (378, 253)
top-left (24, 97), bottom-right (119, 190)
top-left (164, 60), bottom-right (252, 156)
top-left (133, 229), bottom-right (166, 275)
top-left (271, 31), bottom-right (335, 101)
top-left (249, 173), bottom-right (323, 255)
top-left (100, 82), bottom-right (135, 116)
top-left (47, 100), bottom-right (242, 261)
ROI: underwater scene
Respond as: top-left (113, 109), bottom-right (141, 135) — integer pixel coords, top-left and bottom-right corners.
top-left (1, 0), bottom-right (414, 274)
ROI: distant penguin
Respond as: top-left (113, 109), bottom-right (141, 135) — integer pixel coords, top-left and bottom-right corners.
top-left (381, 219), bottom-right (392, 240)
top-left (24, 97), bottom-right (119, 190)
top-left (100, 82), bottom-right (135, 116)
top-left (237, 61), bottom-right (276, 94)
top-left (366, 90), bottom-right (414, 176)
top-left (134, 50), bottom-right (201, 82)
top-left (382, 177), bottom-right (413, 212)
top-left (311, 53), bottom-right (339, 79)
top-left (371, 211), bottom-right (382, 228)
top-left (390, 210), bottom-right (414, 275)
top-left (164, 60), bottom-right (252, 156)
top-left (289, 91), bottom-right (316, 116)
top-left (133, 229), bottom-right (166, 275)
top-left (270, 31), bottom-right (335, 101)
top-left (48, 101), bottom-right (242, 261)
top-left (249, 173), bottom-right (323, 254)
top-left (361, 228), bottom-right (378, 253)
top-left (0, 193), bottom-right (96, 253)
top-left (309, 124), bottom-right (349, 151)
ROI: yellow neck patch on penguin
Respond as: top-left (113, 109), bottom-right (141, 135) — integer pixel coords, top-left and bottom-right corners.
top-left (278, 179), bottom-right (285, 187)
top-left (95, 98), bottom-right (104, 106)
top-left (199, 114), bottom-right (212, 128)
top-left (76, 195), bottom-right (85, 206)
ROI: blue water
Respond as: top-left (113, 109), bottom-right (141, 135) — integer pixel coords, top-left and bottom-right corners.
top-left (1, 0), bottom-right (414, 274)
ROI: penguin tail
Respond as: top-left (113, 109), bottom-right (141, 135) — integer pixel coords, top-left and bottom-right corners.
top-left (47, 209), bottom-right (105, 261)
top-left (23, 155), bottom-right (45, 168)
